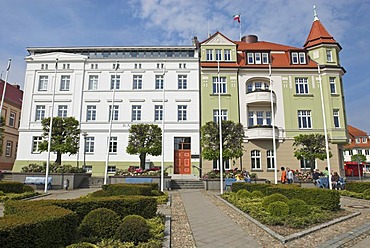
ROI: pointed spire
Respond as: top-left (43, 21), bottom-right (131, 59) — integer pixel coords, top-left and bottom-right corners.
top-left (313, 5), bottom-right (319, 21)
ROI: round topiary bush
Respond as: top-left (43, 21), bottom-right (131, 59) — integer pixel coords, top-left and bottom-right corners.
top-left (114, 215), bottom-right (151, 245)
top-left (363, 189), bottom-right (370, 197)
top-left (236, 189), bottom-right (252, 198)
top-left (267, 201), bottom-right (289, 217)
top-left (287, 198), bottom-right (311, 217)
top-left (22, 185), bottom-right (35, 192)
top-left (66, 242), bottom-right (97, 248)
top-left (262, 193), bottom-right (289, 209)
top-left (78, 208), bottom-right (121, 240)
top-left (0, 191), bottom-right (4, 196)
top-left (251, 190), bottom-right (264, 198)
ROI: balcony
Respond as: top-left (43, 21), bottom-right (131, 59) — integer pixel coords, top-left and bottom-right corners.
top-left (245, 125), bottom-right (280, 140)
top-left (246, 90), bottom-right (275, 105)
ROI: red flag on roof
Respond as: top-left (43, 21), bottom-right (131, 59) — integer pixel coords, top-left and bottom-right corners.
top-left (233, 14), bottom-right (240, 23)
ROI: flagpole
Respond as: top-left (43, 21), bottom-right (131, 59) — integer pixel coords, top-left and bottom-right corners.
top-left (217, 60), bottom-right (224, 194)
top-left (0, 59), bottom-right (11, 119)
top-left (269, 63), bottom-right (278, 184)
top-left (239, 16), bottom-right (242, 41)
top-left (104, 61), bottom-right (119, 185)
top-left (45, 58), bottom-right (58, 193)
top-left (160, 62), bottom-right (166, 192)
top-left (318, 65), bottom-right (332, 189)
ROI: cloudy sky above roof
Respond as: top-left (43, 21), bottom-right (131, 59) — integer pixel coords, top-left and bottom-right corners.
top-left (0, 0), bottom-right (369, 133)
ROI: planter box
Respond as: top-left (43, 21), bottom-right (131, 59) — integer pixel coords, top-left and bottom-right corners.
top-left (202, 178), bottom-right (266, 190)
top-left (10, 172), bottom-right (91, 190)
top-left (109, 176), bottom-right (172, 190)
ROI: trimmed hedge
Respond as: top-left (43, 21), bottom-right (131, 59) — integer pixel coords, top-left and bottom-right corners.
top-left (0, 181), bottom-right (26, 193)
top-left (231, 182), bottom-right (340, 211)
top-left (0, 203), bottom-right (78, 248)
top-left (101, 183), bottom-right (154, 196)
top-left (345, 182), bottom-right (370, 193)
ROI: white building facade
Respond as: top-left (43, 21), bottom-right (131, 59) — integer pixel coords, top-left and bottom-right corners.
top-left (14, 46), bottom-right (200, 177)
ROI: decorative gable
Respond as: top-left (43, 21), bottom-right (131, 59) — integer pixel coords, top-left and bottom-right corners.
top-left (202, 33), bottom-right (235, 46)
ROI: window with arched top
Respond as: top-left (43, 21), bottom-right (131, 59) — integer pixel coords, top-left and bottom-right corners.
top-left (246, 81), bottom-right (269, 93)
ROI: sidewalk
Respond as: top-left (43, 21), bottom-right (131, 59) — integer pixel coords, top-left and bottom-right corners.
top-left (179, 190), bottom-right (261, 248)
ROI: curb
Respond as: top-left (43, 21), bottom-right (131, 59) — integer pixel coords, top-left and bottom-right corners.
top-left (22, 193), bottom-right (52, 200)
top-left (216, 195), bottom-right (360, 244)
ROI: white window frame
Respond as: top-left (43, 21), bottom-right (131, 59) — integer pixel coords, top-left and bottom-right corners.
top-left (177, 105), bottom-right (187, 121)
top-left (330, 77), bottom-right (336, 94)
top-left (38, 75), bottom-right (48, 91)
top-left (365, 149), bottom-right (369, 155)
top-left (333, 110), bottom-right (340, 128)
top-left (108, 105), bottom-right (119, 121)
top-left (262, 53), bottom-right (269, 64)
top-left (251, 150), bottom-right (261, 170)
top-left (88, 75), bottom-right (99, 90)
top-left (295, 78), bottom-right (309, 94)
top-left (224, 49), bottom-right (231, 61)
top-left (326, 49), bottom-right (333, 62)
top-left (292, 52), bottom-right (299, 64)
top-left (356, 138), bottom-right (361, 144)
top-left (362, 138), bottom-right (367, 143)
top-left (299, 52), bottom-right (306, 64)
top-left (109, 137), bottom-right (118, 153)
top-left (213, 109), bottom-right (228, 122)
top-left (215, 49), bottom-right (222, 61)
top-left (255, 53), bottom-right (261, 64)
top-left (298, 110), bottom-right (312, 129)
top-left (155, 75), bottom-right (164, 90)
top-left (132, 105), bottom-right (142, 121)
top-left (107, 165), bottom-right (116, 173)
top-left (247, 53), bottom-right (254, 64)
top-left (85, 137), bottom-right (95, 153)
top-left (58, 105), bottom-right (68, 118)
top-left (248, 111), bottom-right (254, 127)
top-left (5, 141), bottom-right (12, 157)
top-left (154, 105), bottom-right (163, 121)
top-left (35, 105), bottom-right (46, 121)
top-left (86, 105), bottom-right (96, 122)
top-left (110, 75), bottom-right (120, 90)
top-left (133, 75), bottom-right (143, 90)
top-left (32, 136), bottom-right (43, 153)
top-left (212, 77), bottom-right (227, 94)
top-left (206, 49), bottom-right (213, 61)
top-left (267, 150), bottom-right (275, 170)
top-left (9, 112), bottom-right (15, 127)
top-left (60, 75), bottom-right (70, 91)
top-left (178, 75), bottom-right (187, 90)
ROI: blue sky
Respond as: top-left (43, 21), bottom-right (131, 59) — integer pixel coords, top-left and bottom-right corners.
top-left (0, 0), bottom-right (369, 133)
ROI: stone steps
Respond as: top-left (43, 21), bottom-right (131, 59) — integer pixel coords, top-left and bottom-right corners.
top-left (170, 179), bottom-right (204, 189)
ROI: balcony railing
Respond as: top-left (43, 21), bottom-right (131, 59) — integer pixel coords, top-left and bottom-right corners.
top-left (245, 125), bottom-right (280, 140)
top-left (246, 90), bottom-right (276, 104)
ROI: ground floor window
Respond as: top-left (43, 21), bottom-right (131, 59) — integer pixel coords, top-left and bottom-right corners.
top-left (266, 150), bottom-right (275, 169)
top-left (212, 159), bottom-right (231, 170)
top-left (300, 159), bottom-right (314, 170)
top-left (83, 165), bottom-right (92, 173)
top-left (107, 166), bottom-right (116, 173)
top-left (251, 150), bottom-right (261, 170)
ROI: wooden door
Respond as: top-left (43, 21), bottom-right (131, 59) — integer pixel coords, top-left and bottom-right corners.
top-left (174, 150), bottom-right (191, 174)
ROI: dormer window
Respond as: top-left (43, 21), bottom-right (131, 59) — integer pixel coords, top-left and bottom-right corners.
top-left (362, 137), bottom-right (367, 143)
top-left (291, 52), bottom-right (306, 64)
top-left (246, 52), bottom-right (269, 64)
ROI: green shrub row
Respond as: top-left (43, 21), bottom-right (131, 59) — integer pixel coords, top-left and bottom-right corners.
top-left (0, 203), bottom-right (78, 248)
top-left (345, 182), bottom-right (370, 193)
top-left (0, 192), bottom-right (39, 202)
top-left (231, 183), bottom-right (340, 211)
top-left (101, 183), bottom-right (156, 196)
top-left (0, 181), bottom-right (31, 193)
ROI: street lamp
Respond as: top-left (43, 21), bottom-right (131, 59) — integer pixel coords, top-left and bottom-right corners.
top-left (82, 132), bottom-right (88, 170)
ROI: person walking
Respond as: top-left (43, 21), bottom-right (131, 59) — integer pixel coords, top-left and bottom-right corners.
top-left (280, 167), bottom-right (287, 184)
top-left (287, 168), bottom-right (294, 184)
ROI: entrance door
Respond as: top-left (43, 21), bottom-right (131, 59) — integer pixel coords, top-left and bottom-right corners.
top-left (174, 137), bottom-right (191, 174)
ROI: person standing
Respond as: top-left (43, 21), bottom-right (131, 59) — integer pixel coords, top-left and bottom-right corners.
top-left (287, 168), bottom-right (294, 184)
top-left (280, 167), bottom-right (287, 184)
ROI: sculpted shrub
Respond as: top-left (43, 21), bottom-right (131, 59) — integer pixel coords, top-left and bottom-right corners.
top-left (261, 193), bottom-right (289, 209)
top-left (114, 215), bottom-right (151, 245)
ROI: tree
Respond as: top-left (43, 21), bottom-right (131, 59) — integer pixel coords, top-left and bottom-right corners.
top-left (293, 133), bottom-right (332, 171)
top-left (0, 116), bottom-right (4, 156)
top-left (201, 120), bottom-right (244, 166)
top-left (351, 154), bottom-right (366, 164)
top-left (38, 117), bottom-right (80, 165)
top-left (126, 124), bottom-right (162, 170)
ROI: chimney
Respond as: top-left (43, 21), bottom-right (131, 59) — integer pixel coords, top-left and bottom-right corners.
top-left (241, 35), bottom-right (258, 43)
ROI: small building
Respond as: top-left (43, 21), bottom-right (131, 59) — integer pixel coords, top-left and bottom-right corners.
top-left (0, 80), bottom-right (23, 170)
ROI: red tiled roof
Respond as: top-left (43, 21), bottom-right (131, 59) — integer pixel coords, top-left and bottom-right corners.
top-left (235, 41), bottom-right (299, 51)
top-left (304, 20), bottom-right (339, 49)
top-left (343, 125), bottom-right (370, 149)
top-left (0, 80), bottom-right (23, 107)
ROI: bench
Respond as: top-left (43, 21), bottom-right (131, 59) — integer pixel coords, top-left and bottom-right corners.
top-left (24, 176), bottom-right (52, 189)
top-left (125, 178), bottom-right (153, 184)
top-left (224, 178), bottom-right (236, 190)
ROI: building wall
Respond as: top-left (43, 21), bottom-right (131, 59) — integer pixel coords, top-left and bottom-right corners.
top-left (14, 49), bottom-right (201, 177)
